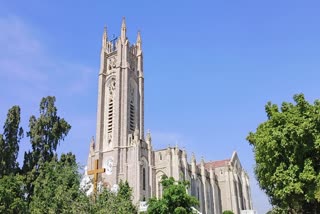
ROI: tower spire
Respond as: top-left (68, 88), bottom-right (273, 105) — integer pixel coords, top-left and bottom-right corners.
top-left (102, 25), bottom-right (107, 48)
top-left (121, 17), bottom-right (126, 41)
top-left (136, 31), bottom-right (141, 43)
top-left (136, 30), bottom-right (142, 52)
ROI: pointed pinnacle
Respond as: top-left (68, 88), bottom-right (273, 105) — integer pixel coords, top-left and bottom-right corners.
top-left (191, 153), bottom-right (196, 162)
top-left (121, 17), bottom-right (126, 29)
top-left (201, 156), bottom-right (205, 165)
top-left (121, 17), bottom-right (127, 41)
top-left (136, 30), bottom-right (141, 43)
top-left (104, 25), bottom-right (107, 35)
top-left (102, 25), bottom-right (107, 46)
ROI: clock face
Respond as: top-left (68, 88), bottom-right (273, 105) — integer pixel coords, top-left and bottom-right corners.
top-left (104, 158), bottom-right (113, 175)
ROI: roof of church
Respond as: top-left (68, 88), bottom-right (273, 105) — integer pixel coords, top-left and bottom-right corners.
top-left (203, 159), bottom-right (230, 169)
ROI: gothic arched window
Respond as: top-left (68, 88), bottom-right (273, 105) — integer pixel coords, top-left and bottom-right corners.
top-left (143, 168), bottom-right (146, 190)
top-left (156, 172), bottom-right (166, 199)
top-left (158, 181), bottom-right (163, 198)
top-left (129, 80), bottom-right (137, 134)
top-left (197, 186), bottom-right (200, 200)
top-left (105, 78), bottom-right (116, 146)
top-left (108, 98), bottom-right (114, 134)
top-left (129, 100), bottom-right (135, 132)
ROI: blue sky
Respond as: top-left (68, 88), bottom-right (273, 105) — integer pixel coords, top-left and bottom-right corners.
top-left (1, 0), bottom-right (320, 213)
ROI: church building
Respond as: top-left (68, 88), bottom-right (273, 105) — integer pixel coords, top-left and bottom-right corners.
top-left (86, 18), bottom-right (253, 214)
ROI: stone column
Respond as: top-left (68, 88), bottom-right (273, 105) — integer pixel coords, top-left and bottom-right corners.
top-left (146, 132), bottom-right (153, 199)
top-left (201, 158), bottom-right (208, 214)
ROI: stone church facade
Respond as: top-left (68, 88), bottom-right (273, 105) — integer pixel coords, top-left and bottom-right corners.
top-left (87, 18), bottom-right (253, 214)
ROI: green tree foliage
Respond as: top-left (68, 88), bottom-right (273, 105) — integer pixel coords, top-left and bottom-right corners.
top-left (29, 153), bottom-right (80, 213)
top-left (0, 106), bottom-right (23, 177)
top-left (0, 97), bottom-right (138, 213)
top-left (0, 137), bottom-right (4, 174)
top-left (23, 96), bottom-right (71, 172)
top-left (72, 180), bottom-right (137, 214)
top-left (266, 207), bottom-right (288, 214)
top-left (22, 96), bottom-right (71, 202)
top-left (147, 176), bottom-right (199, 214)
top-left (115, 180), bottom-right (137, 213)
top-left (247, 94), bottom-right (320, 213)
top-left (0, 174), bottom-right (27, 213)
top-left (95, 180), bottom-right (137, 214)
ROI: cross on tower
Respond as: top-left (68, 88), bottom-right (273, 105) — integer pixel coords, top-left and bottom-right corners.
top-left (87, 159), bottom-right (105, 193)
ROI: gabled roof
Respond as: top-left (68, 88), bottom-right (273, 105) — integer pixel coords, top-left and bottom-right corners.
top-left (203, 159), bottom-right (230, 170)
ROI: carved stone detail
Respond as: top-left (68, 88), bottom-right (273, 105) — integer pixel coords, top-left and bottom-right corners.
top-left (108, 132), bottom-right (112, 144)
top-left (108, 57), bottom-right (117, 74)
top-left (130, 86), bottom-right (134, 99)
top-left (109, 79), bottom-right (116, 97)
top-left (128, 53), bottom-right (136, 72)
top-left (104, 78), bottom-right (116, 146)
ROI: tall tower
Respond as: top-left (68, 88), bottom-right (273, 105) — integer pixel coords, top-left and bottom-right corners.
top-left (87, 18), bottom-right (150, 201)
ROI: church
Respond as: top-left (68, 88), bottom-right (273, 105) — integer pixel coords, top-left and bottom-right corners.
top-left (86, 18), bottom-right (253, 214)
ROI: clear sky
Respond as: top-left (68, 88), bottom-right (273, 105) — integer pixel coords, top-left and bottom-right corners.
top-left (1, 0), bottom-right (320, 213)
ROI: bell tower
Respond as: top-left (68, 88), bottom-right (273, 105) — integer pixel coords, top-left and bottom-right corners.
top-left (88, 18), bottom-right (147, 201)
top-left (96, 17), bottom-right (144, 153)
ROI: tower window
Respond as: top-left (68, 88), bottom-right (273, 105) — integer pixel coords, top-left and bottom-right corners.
top-left (197, 186), bottom-right (200, 200)
top-left (130, 101), bottom-right (135, 132)
top-left (159, 153), bottom-right (162, 160)
top-left (108, 99), bottom-right (113, 133)
top-left (143, 168), bottom-right (146, 190)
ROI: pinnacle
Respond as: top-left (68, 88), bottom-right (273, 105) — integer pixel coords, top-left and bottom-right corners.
top-left (121, 17), bottom-right (126, 29)
top-left (136, 30), bottom-right (141, 43)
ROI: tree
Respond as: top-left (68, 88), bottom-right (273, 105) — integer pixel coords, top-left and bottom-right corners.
top-left (247, 94), bottom-right (320, 213)
top-left (23, 96), bottom-right (71, 172)
top-left (222, 211), bottom-right (234, 214)
top-left (22, 96), bottom-right (71, 202)
top-left (147, 176), bottom-right (199, 214)
top-left (266, 207), bottom-right (288, 214)
top-left (94, 180), bottom-right (137, 214)
top-left (29, 153), bottom-right (81, 213)
top-left (0, 106), bottom-right (24, 214)
top-left (0, 174), bottom-right (27, 213)
top-left (0, 136), bottom-right (5, 175)
top-left (0, 97), bottom-right (139, 213)
top-left (113, 180), bottom-right (137, 213)
top-left (72, 180), bottom-right (137, 214)
top-left (0, 106), bottom-right (23, 177)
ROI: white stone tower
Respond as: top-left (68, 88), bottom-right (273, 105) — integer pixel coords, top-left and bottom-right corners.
top-left (87, 18), bottom-right (150, 202)
top-left (87, 19), bottom-right (254, 213)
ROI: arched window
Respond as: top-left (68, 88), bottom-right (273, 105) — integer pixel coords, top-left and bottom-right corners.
top-left (107, 98), bottom-right (114, 134)
top-left (158, 181), bottom-right (163, 198)
top-left (159, 152), bottom-right (162, 160)
top-left (129, 81), bottom-right (137, 134)
top-left (143, 168), bottom-right (146, 190)
top-left (129, 100), bottom-right (135, 132)
top-left (197, 186), bottom-right (200, 200)
top-left (105, 78), bottom-right (115, 146)
top-left (156, 172), bottom-right (166, 199)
